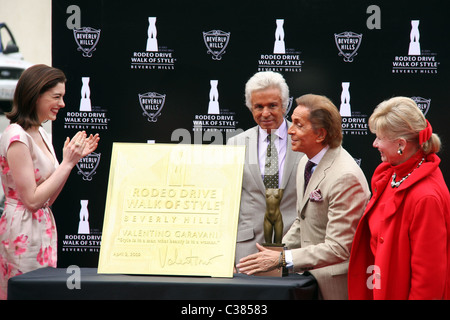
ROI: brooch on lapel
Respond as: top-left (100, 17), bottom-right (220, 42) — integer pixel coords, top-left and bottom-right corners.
top-left (309, 189), bottom-right (323, 202)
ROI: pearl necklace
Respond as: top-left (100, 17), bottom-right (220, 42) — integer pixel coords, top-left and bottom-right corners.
top-left (391, 157), bottom-right (425, 188)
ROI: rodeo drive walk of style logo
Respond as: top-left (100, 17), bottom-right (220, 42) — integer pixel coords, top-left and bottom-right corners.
top-left (130, 17), bottom-right (176, 70)
top-left (61, 76), bottom-right (105, 181)
top-left (63, 76), bottom-right (110, 131)
top-left (257, 19), bottom-right (303, 72)
top-left (392, 20), bottom-right (439, 74)
top-left (339, 82), bottom-right (368, 136)
top-left (62, 199), bottom-right (102, 254)
top-left (192, 80), bottom-right (238, 136)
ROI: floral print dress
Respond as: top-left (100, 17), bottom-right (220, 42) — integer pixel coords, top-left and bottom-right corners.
top-left (0, 124), bottom-right (58, 299)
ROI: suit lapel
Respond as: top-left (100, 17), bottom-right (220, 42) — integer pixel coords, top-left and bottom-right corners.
top-left (245, 127), bottom-right (266, 193)
top-left (281, 134), bottom-right (295, 189)
top-left (299, 146), bottom-right (340, 213)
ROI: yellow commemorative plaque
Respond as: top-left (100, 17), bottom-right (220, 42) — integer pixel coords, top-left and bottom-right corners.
top-left (98, 143), bottom-right (245, 277)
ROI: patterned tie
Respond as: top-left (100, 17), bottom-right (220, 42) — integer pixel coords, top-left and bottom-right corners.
top-left (263, 134), bottom-right (279, 189)
top-left (304, 160), bottom-right (315, 192)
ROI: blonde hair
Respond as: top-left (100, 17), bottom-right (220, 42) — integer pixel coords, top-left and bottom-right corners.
top-left (369, 96), bottom-right (441, 154)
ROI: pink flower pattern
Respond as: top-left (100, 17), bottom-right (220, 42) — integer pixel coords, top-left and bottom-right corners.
top-left (9, 135), bottom-right (20, 144)
top-left (33, 209), bottom-right (45, 222)
top-left (0, 254), bottom-right (23, 299)
top-left (37, 246), bottom-right (56, 267)
top-left (0, 216), bottom-right (6, 235)
top-left (44, 211), bottom-right (55, 239)
top-left (0, 124), bottom-right (58, 299)
top-left (13, 235), bottom-right (28, 256)
top-left (34, 168), bottom-right (41, 182)
top-left (0, 156), bottom-right (9, 175)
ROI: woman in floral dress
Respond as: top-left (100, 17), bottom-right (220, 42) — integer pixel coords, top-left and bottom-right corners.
top-left (0, 64), bottom-right (99, 299)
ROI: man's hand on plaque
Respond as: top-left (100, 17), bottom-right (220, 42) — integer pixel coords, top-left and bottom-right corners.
top-left (236, 243), bottom-right (280, 275)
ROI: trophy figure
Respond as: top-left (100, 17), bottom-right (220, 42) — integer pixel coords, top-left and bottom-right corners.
top-left (78, 200), bottom-right (90, 234)
top-left (79, 77), bottom-right (91, 112)
top-left (208, 80), bottom-right (220, 114)
top-left (273, 19), bottom-right (286, 54)
top-left (257, 188), bottom-right (286, 277)
top-left (146, 17), bottom-right (158, 52)
top-left (167, 148), bottom-right (187, 186)
top-left (408, 20), bottom-right (421, 56)
top-left (339, 82), bottom-right (351, 117)
top-left (264, 188), bottom-right (284, 244)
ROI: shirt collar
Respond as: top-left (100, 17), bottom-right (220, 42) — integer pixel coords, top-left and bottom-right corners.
top-left (309, 145), bottom-right (330, 165)
top-left (258, 120), bottom-right (287, 142)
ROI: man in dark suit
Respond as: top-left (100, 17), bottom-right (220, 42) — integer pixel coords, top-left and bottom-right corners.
top-left (227, 71), bottom-right (302, 266)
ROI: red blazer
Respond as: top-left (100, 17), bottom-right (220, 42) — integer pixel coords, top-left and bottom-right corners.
top-left (348, 152), bottom-right (450, 300)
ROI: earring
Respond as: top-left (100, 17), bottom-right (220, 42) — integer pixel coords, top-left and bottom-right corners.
top-left (397, 148), bottom-right (403, 155)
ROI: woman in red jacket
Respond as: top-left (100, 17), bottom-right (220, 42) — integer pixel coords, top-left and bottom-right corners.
top-left (348, 97), bottom-right (450, 300)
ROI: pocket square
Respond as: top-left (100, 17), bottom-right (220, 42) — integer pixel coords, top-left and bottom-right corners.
top-left (309, 189), bottom-right (323, 202)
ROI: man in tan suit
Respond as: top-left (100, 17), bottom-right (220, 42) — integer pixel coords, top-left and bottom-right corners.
top-left (237, 94), bottom-right (370, 300)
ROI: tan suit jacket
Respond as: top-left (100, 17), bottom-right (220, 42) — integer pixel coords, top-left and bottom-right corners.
top-left (283, 146), bottom-right (370, 300)
top-left (227, 121), bottom-right (303, 265)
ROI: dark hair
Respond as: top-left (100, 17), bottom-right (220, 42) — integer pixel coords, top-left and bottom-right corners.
top-left (295, 94), bottom-right (343, 148)
top-left (6, 64), bottom-right (66, 130)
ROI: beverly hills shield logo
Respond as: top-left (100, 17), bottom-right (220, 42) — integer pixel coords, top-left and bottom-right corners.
top-left (139, 92), bottom-right (166, 122)
top-left (411, 96), bottom-right (431, 115)
top-left (76, 152), bottom-right (101, 181)
top-left (203, 30), bottom-right (230, 60)
top-left (73, 27), bottom-right (101, 57)
top-left (283, 97), bottom-right (294, 119)
top-left (334, 31), bottom-right (362, 62)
